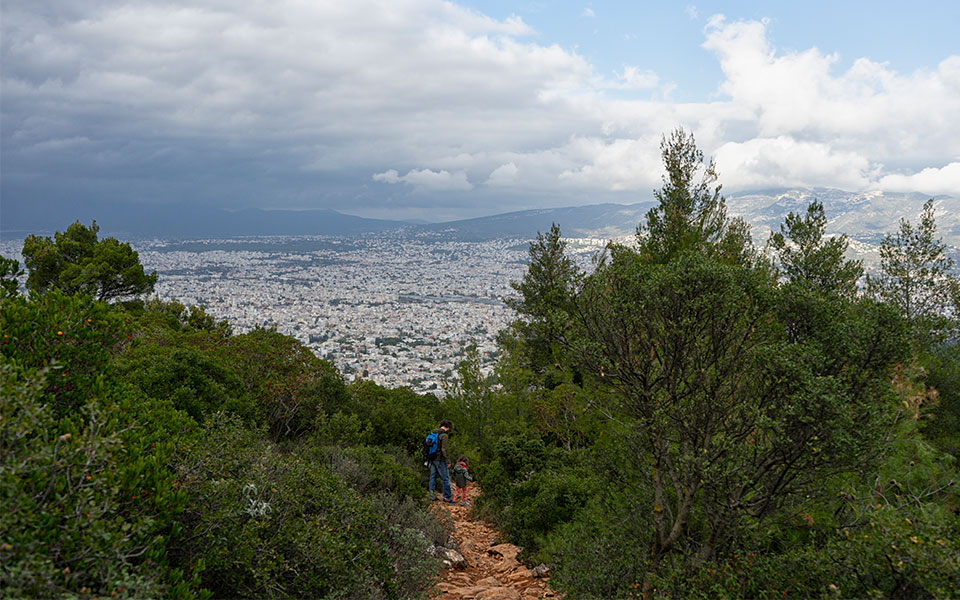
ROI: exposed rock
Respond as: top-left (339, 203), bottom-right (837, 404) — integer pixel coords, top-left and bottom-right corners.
top-left (432, 492), bottom-right (562, 599)
top-left (531, 563), bottom-right (551, 578)
top-left (488, 544), bottom-right (522, 561)
top-left (475, 587), bottom-right (522, 600)
top-left (439, 547), bottom-right (467, 569)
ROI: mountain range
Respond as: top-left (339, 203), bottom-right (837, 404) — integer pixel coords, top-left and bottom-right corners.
top-left (2, 190), bottom-right (957, 257)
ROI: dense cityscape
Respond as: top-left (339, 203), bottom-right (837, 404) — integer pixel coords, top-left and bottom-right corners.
top-left (116, 232), bottom-right (598, 393)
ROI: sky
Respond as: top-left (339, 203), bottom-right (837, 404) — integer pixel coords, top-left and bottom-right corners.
top-left (2, 0), bottom-right (959, 225)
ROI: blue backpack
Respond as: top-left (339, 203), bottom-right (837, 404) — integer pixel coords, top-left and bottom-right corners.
top-left (423, 431), bottom-right (440, 462)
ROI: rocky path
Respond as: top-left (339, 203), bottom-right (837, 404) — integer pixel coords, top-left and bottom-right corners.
top-left (431, 497), bottom-right (561, 600)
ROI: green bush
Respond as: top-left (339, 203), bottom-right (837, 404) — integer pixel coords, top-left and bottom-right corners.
top-left (1, 291), bottom-right (124, 418)
top-left (508, 467), bottom-right (596, 554)
top-left (0, 363), bottom-right (204, 599)
top-left (172, 413), bottom-right (438, 599)
top-left (350, 381), bottom-right (442, 454)
top-left (218, 327), bottom-right (351, 440)
top-left (542, 493), bottom-right (652, 599)
top-left (116, 344), bottom-right (253, 423)
top-left (323, 444), bottom-right (424, 500)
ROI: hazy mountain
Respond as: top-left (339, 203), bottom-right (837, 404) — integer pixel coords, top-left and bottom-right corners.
top-left (726, 189), bottom-right (959, 245)
top-left (414, 202), bottom-right (656, 241)
top-left (1, 202), bottom-right (408, 240)
top-left (413, 190), bottom-right (958, 253)
top-left (2, 190), bottom-right (956, 258)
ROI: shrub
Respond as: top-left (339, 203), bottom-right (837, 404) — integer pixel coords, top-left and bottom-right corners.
top-left (172, 413), bottom-right (438, 599)
top-left (116, 344), bottom-right (253, 423)
top-left (0, 363), bottom-right (204, 599)
top-left (350, 381), bottom-right (442, 454)
top-left (218, 327), bottom-right (351, 440)
top-left (323, 444), bottom-right (424, 500)
top-left (542, 493), bottom-right (652, 599)
top-left (1, 291), bottom-right (124, 419)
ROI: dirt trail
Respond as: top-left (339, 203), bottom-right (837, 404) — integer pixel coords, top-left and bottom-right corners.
top-left (431, 496), bottom-right (561, 600)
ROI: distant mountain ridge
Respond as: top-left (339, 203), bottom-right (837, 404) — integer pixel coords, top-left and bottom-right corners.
top-left (1, 203), bottom-right (408, 240)
top-left (2, 190), bottom-right (956, 251)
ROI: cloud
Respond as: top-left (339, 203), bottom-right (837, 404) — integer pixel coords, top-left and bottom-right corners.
top-left (373, 168), bottom-right (473, 191)
top-left (685, 5), bottom-right (699, 20)
top-left (486, 162), bottom-right (519, 186)
top-left (702, 16), bottom-right (960, 164)
top-left (714, 137), bottom-right (873, 191)
top-left (878, 163), bottom-right (960, 196)
top-left (582, 7), bottom-right (595, 18)
top-left (611, 66), bottom-right (660, 89)
top-left (1, 1), bottom-right (958, 222)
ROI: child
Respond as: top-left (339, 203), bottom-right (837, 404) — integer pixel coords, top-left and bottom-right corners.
top-left (452, 456), bottom-right (474, 506)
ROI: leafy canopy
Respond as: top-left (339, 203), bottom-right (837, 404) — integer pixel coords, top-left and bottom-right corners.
top-left (22, 220), bottom-right (157, 302)
top-left (768, 199), bottom-right (863, 298)
top-left (869, 199), bottom-right (959, 341)
top-left (639, 128), bottom-right (751, 265)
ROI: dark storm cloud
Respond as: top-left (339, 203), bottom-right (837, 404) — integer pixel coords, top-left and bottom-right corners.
top-left (2, 1), bottom-right (957, 229)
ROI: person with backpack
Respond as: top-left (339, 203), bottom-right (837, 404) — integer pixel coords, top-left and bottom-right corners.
top-left (425, 420), bottom-right (453, 503)
top-left (452, 456), bottom-right (474, 506)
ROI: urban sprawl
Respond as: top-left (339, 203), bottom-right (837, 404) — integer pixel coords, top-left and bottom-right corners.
top-left (129, 233), bottom-right (604, 394)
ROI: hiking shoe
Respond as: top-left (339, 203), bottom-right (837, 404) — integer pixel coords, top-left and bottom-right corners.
top-left (460, 501), bottom-right (470, 506)
top-left (442, 498), bottom-right (455, 504)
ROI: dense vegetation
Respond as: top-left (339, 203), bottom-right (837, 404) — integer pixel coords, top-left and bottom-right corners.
top-left (2, 226), bottom-right (450, 599)
top-left (463, 132), bottom-right (960, 599)
top-left (2, 129), bottom-right (959, 598)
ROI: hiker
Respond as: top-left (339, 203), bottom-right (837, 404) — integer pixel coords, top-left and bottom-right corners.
top-left (426, 420), bottom-right (453, 503)
top-left (452, 455), bottom-right (474, 506)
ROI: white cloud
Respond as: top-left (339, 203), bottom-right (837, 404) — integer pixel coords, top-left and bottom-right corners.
top-left (372, 169), bottom-right (401, 184)
top-left (685, 5), bottom-right (699, 20)
top-left (486, 162), bottom-right (519, 186)
top-left (611, 66), bottom-right (659, 89)
top-left (2, 1), bottom-right (958, 217)
top-left (582, 7), bottom-right (595, 18)
top-left (702, 16), bottom-right (960, 164)
top-left (374, 168), bottom-right (473, 191)
top-left (878, 163), bottom-right (960, 196)
top-left (714, 137), bottom-right (873, 191)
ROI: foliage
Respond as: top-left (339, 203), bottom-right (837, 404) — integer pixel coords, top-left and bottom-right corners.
top-left (921, 342), bottom-right (960, 457)
top-left (638, 128), bottom-right (751, 265)
top-left (132, 297), bottom-right (234, 338)
top-left (116, 343), bottom-right (254, 424)
top-left (218, 327), bottom-right (351, 440)
top-left (0, 255), bottom-right (24, 298)
top-left (172, 413), bottom-right (438, 599)
top-left (495, 129), bottom-right (939, 598)
top-left (768, 199), bottom-right (863, 297)
top-left (505, 224), bottom-right (581, 379)
top-left (542, 492), bottom-right (653, 599)
top-left (323, 444), bottom-right (425, 500)
top-left (1, 290), bottom-right (125, 419)
top-left (869, 199), bottom-right (960, 342)
top-left (349, 380), bottom-right (441, 453)
top-left (443, 343), bottom-right (501, 457)
top-left (0, 361), bottom-right (204, 599)
top-left (22, 220), bottom-right (158, 302)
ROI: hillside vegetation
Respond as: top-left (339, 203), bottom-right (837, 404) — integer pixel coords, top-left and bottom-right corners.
top-left (2, 129), bottom-right (959, 599)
